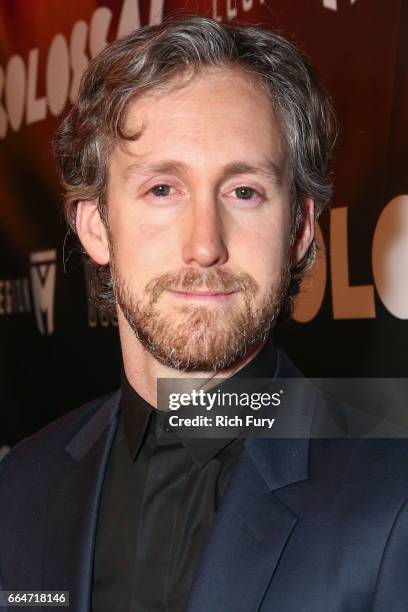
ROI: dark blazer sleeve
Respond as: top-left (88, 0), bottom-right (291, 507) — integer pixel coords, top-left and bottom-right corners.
top-left (372, 494), bottom-right (408, 611)
top-left (0, 444), bottom-right (22, 611)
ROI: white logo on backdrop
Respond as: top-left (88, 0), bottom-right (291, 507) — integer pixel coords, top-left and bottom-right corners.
top-left (30, 250), bottom-right (57, 335)
top-left (0, 249), bottom-right (57, 335)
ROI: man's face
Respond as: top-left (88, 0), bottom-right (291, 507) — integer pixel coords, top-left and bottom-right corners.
top-left (104, 67), bottom-right (294, 372)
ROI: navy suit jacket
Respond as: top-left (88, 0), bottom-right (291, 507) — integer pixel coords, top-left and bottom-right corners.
top-left (1, 350), bottom-right (408, 611)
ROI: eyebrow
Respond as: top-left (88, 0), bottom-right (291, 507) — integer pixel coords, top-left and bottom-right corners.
top-left (123, 158), bottom-right (285, 185)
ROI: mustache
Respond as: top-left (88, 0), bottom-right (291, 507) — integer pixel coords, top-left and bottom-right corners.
top-left (145, 268), bottom-right (259, 304)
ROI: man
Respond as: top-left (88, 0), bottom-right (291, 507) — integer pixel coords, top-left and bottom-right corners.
top-left (1, 15), bottom-right (408, 612)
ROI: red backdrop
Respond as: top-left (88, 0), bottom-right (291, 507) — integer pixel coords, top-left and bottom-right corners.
top-left (1, 0), bottom-right (407, 447)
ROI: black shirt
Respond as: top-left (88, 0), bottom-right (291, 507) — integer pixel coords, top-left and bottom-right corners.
top-left (92, 337), bottom-right (277, 612)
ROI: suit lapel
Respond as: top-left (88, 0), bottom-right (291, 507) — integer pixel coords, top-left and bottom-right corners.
top-left (186, 349), bottom-right (312, 612)
top-left (186, 437), bottom-right (309, 612)
top-left (42, 391), bottom-right (121, 612)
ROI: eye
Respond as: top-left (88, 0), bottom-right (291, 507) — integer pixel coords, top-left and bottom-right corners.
top-left (235, 186), bottom-right (256, 200)
top-left (225, 184), bottom-right (264, 206)
top-left (150, 184), bottom-right (172, 197)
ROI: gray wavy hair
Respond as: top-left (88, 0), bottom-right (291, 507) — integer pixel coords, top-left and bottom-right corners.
top-left (54, 14), bottom-right (336, 322)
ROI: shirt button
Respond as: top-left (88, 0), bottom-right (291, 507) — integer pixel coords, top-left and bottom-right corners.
top-left (164, 422), bottom-right (172, 433)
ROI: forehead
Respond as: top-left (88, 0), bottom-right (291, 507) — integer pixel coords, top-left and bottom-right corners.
top-left (116, 66), bottom-right (285, 170)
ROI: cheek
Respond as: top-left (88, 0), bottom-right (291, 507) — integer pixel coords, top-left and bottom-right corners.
top-left (110, 216), bottom-right (178, 285)
top-left (234, 221), bottom-right (289, 280)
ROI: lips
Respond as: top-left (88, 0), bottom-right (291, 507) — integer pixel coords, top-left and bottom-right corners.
top-left (176, 290), bottom-right (234, 295)
top-left (167, 289), bottom-right (238, 300)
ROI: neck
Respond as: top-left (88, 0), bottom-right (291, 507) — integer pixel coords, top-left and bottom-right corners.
top-left (118, 310), bottom-right (268, 409)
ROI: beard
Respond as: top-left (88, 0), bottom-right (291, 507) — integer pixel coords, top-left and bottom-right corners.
top-left (110, 249), bottom-right (291, 373)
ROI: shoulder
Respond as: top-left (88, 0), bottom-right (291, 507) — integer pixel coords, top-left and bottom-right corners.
top-left (0, 390), bottom-right (120, 483)
top-left (275, 349), bottom-right (408, 486)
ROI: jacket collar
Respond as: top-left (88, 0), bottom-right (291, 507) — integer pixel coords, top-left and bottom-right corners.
top-left (244, 348), bottom-right (311, 491)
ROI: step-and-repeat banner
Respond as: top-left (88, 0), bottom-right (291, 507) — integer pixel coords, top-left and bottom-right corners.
top-left (1, 0), bottom-right (407, 448)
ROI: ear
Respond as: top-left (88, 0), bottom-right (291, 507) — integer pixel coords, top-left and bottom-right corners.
top-left (292, 197), bottom-right (315, 265)
top-left (75, 199), bottom-right (110, 265)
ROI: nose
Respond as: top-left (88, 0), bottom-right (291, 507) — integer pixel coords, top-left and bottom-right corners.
top-left (181, 197), bottom-right (228, 268)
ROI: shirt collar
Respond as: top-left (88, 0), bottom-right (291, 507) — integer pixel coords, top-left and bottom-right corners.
top-left (121, 335), bottom-right (277, 467)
